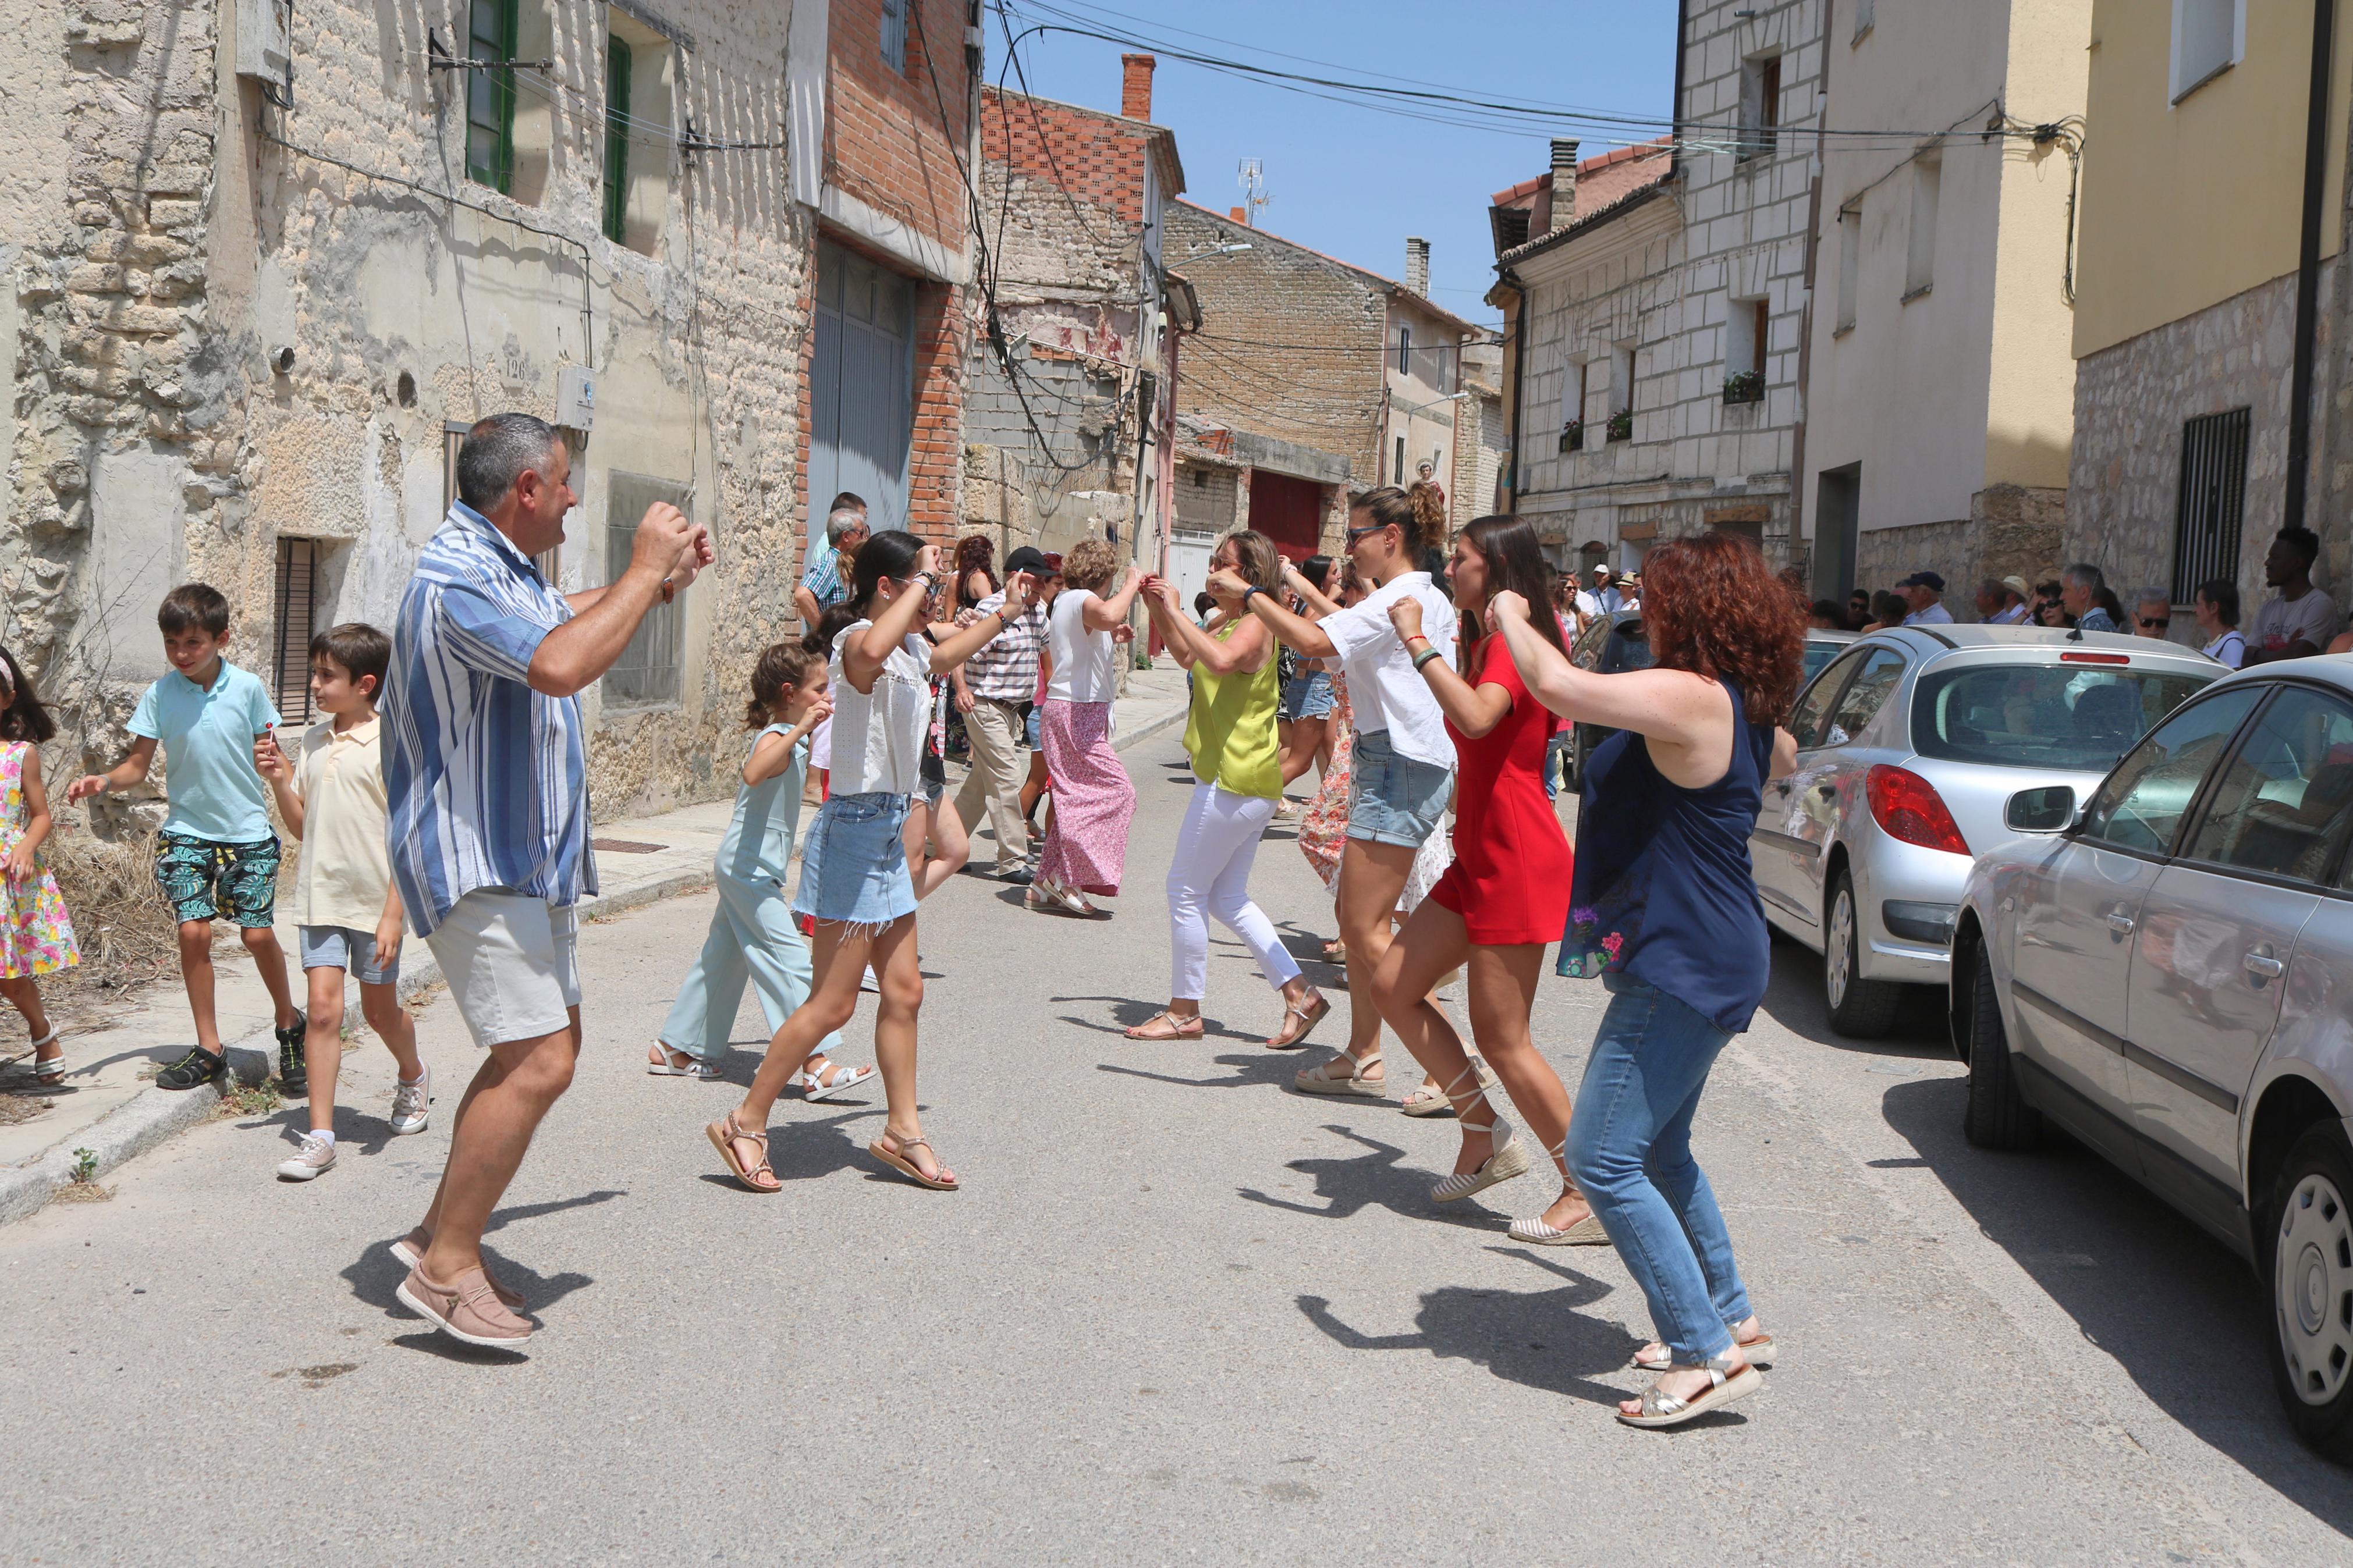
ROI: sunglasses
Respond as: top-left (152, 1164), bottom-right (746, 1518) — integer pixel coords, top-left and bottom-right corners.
top-left (2139, 616), bottom-right (2170, 630)
top-left (1345, 521), bottom-right (1394, 543)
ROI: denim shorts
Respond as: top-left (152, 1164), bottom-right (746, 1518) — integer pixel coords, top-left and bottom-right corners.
top-left (154, 833), bottom-right (279, 927)
top-left (1025, 703), bottom-right (1042, 748)
top-left (298, 923), bottom-right (399, 985)
top-left (1346, 728), bottom-right (1453, 848)
top-left (792, 791), bottom-right (917, 931)
top-left (1280, 669), bottom-right (1337, 722)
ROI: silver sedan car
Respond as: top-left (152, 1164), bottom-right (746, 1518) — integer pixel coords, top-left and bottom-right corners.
top-left (1950, 658), bottom-right (2353, 1459)
top-left (1753, 625), bottom-right (2218, 1036)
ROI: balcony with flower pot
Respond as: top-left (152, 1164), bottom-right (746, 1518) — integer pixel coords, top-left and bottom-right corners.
top-left (1723, 370), bottom-right (1765, 406)
top-left (1605, 408), bottom-right (1633, 444)
top-left (1557, 418), bottom-right (1585, 454)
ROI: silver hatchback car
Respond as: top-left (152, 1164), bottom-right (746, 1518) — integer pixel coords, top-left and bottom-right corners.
top-left (1950, 659), bottom-right (2353, 1458)
top-left (1753, 625), bottom-right (2218, 1036)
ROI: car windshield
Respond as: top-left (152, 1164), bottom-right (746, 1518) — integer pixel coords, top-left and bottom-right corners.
top-left (1910, 663), bottom-right (2217, 771)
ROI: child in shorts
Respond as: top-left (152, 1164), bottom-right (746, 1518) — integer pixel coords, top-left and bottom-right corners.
top-left (67, 584), bottom-right (304, 1090)
top-left (257, 623), bottom-right (428, 1180)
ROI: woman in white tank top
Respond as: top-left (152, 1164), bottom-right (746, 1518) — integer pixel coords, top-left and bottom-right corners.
top-left (1031, 539), bottom-right (1147, 915)
top-left (706, 531), bottom-right (1037, 1195)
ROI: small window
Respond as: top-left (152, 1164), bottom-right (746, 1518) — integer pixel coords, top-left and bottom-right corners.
top-left (1193, 469), bottom-right (1208, 488)
top-left (1725, 297), bottom-right (1768, 403)
top-left (2173, 407), bottom-right (2250, 607)
top-left (2171, 0), bottom-right (2244, 102)
top-left (1609, 344), bottom-right (1634, 416)
top-left (273, 537), bottom-right (322, 726)
top-left (1397, 325), bottom-right (1412, 375)
top-left (1740, 54), bottom-right (1782, 160)
top-left (1853, 0), bottom-right (1875, 41)
top-left (1835, 207), bottom-right (1860, 330)
top-left (1567, 360), bottom-right (1588, 429)
top-left (604, 472), bottom-right (688, 705)
top-left (1823, 648), bottom-right (1905, 746)
top-left (1905, 158), bottom-right (1939, 298)
top-left (880, 0), bottom-right (908, 73)
top-left (2079, 688), bottom-right (2263, 853)
top-left (2186, 687), bottom-right (2353, 883)
top-left (1790, 648), bottom-right (1866, 749)
top-left (602, 34), bottom-right (631, 244)
top-left (466, 0), bottom-right (518, 193)
top-left (1394, 436), bottom-right (1406, 487)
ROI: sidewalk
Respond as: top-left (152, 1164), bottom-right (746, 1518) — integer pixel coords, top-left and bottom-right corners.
top-left (0, 662), bottom-right (1192, 1222)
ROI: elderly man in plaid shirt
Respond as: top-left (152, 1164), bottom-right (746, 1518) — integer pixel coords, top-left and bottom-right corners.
top-left (952, 545), bottom-right (1053, 881)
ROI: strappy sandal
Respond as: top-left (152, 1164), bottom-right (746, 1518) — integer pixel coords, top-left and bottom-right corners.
top-left (705, 1112), bottom-right (780, 1194)
top-left (868, 1129), bottom-right (959, 1191)
top-left (1617, 1352), bottom-right (1762, 1429)
top-left (1124, 1009), bottom-right (1205, 1040)
top-left (1265, 989), bottom-right (1330, 1049)
top-left (1430, 1068), bottom-right (1529, 1203)
top-left (648, 1044), bottom-right (716, 1079)
top-left (26, 1026), bottom-right (62, 1085)
top-left (794, 1060), bottom-right (874, 1101)
top-left (1291, 1049), bottom-right (1385, 1098)
top-left (1510, 1192), bottom-right (1609, 1246)
top-left (1634, 1332), bottom-right (1776, 1371)
top-left (1400, 1059), bottom-right (1497, 1117)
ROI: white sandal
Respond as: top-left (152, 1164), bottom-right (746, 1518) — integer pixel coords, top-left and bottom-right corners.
top-left (1429, 1066), bottom-right (1529, 1202)
top-left (1634, 1333), bottom-right (1776, 1371)
top-left (1400, 1059), bottom-right (1497, 1117)
top-left (794, 1060), bottom-right (874, 1101)
top-left (1617, 1352), bottom-right (1762, 1428)
top-left (1291, 1050), bottom-right (1386, 1098)
top-left (646, 1045), bottom-right (717, 1079)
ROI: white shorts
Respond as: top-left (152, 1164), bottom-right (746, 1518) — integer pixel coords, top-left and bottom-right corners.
top-left (424, 890), bottom-right (582, 1049)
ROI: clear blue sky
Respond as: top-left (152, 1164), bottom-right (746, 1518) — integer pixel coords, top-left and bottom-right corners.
top-left (993, 1), bottom-right (1680, 329)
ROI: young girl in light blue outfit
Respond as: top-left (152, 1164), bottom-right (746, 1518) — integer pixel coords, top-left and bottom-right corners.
top-left (650, 639), bottom-right (873, 1099)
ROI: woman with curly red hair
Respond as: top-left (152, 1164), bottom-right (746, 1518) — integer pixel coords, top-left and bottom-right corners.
top-left (1487, 530), bottom-right (1802, 1430)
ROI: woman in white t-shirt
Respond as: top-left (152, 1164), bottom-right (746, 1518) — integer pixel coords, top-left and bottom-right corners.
top-left (707, 532), bottom-right (1034, 1195)
top-left (2193, 578), bottom-right (2246, 669)
top-left (1031, 541), bottom-right (1147, 915)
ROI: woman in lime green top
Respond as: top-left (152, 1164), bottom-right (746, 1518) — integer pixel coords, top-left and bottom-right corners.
top-left (1130, 530), bottom-right (1330, 1048)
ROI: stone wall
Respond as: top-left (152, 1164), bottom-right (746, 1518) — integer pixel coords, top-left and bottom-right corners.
top-left (1852, 485), bottom-right (2064, 618)
top-left (9, 0), bottom-right (818, 829)
top-left (2066, 265), bottom-right (2330, 611)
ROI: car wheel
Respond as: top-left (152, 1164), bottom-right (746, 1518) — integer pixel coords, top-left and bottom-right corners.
top-left (1824, 867), bottom-right (1901, 1038)
top-left (1962, 940), bottom-right (2043, 1149)
top-left (2265, 1122), bottom-right (2353, 1460)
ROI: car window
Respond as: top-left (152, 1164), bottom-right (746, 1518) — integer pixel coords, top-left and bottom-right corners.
top-left (1599, 621), bottom-right (1653, 677)
top-left (1822, 649), bottom-right (1905, 747)
top-left (1911, 664), bottom-right (2216, 771)
top-left (1570, 616), bottom-right (1610, 671)
top-left (2186, 688), bottom-right (2353, 884)
top-left (2078, 687), bottom-right (2264, 854)
top-left (1789, 648), bottom-right (1865, 750)
top-left (1802, 637), bottom-right (1848, 683)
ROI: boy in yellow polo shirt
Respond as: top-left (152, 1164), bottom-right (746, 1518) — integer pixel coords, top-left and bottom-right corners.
top-left (257, 623), bottom-right (428, 1181)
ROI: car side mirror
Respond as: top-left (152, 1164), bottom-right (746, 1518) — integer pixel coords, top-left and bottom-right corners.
top-left (2006, 784), bottom-right (2078, 833)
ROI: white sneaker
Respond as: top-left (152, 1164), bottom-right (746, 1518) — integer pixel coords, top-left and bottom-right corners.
top-left (276, 1133), bottom-right (337, 1182)
top-left (389, 1067), bottom-right (431, 1135)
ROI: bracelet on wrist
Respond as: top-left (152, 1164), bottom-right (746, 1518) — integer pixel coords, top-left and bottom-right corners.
top-left (1411, 646), bottom-right (1444, 673)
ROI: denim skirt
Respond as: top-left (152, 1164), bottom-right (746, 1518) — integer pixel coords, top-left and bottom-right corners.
top-left (1279, 669), bottom-right (1337, 722)
top-left (791, 790), bottom-right (916, 931)
top-left (1346, 728), bottom-right (1453, 848)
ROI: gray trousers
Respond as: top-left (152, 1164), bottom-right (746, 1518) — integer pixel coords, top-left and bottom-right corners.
top-left (954, 695), bottom-right (1030, 871)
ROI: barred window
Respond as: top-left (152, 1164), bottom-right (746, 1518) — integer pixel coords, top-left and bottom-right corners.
top-left (274, 536), bottom-right (321, 726)
top-left (2172, 408), bottom-right (2249, 606)
top-left (604, 471), bottom-right (687, 706)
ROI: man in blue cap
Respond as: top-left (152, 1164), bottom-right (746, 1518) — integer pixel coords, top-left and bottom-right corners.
top-left (1897, 571), bottom-right (1954, 625)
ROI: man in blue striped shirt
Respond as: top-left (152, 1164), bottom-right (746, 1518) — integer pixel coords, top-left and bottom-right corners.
top-left (381, 412), bottom-right (710, 1348)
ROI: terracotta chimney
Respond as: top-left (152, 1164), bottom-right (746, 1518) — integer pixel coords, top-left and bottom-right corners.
top-left (1405, 237), bottom-right (1429, 297)
top-left (1548, 138), bottom-right (1581, 234)
top-left (1122, 53), bottom-right (1156, 120)
top-left (1230, 205), bottom-right (1248, 225)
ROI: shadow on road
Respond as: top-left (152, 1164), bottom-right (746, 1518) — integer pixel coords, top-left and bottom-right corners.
top-left (339, 1187), bottom-right (624, 1342)
top-left (1755, 933), bottom-right (1956, 1059)
top-left (1879, 1076), bottom-right (2353, 1530)
top-left (1237, 1123), bottom-right (1503, 1230)
top-left (1297, 1247), bottom-right (1653, 1413)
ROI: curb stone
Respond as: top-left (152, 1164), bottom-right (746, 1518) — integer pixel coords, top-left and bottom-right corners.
top-left (0, 698), bottom-right (1188, 1226)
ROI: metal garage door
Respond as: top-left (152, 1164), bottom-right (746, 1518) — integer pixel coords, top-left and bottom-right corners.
top-left (808, 239), bottom-right (916, 547)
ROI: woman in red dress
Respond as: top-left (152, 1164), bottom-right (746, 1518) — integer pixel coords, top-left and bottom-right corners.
top-left (1371, 514), bottom-right (1596, 1243)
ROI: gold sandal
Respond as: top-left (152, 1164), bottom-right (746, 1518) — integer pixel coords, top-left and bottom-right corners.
top-left (705, 1112), bottom-right (780, 1194)
top-left (1266, 989), bottom-right (1330, 1049)
top-left (1124, 1009), bottom-right (1204, 1040)
top-left (869, 1129), bottom-right (960, 1190)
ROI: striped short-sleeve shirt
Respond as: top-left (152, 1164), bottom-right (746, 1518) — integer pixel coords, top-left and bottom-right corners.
top-left (382, 503), bottom-right (596, 936)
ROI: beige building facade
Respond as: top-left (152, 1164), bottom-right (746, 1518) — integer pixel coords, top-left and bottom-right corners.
top-left (1802, 0), bottom-right (2092, 611)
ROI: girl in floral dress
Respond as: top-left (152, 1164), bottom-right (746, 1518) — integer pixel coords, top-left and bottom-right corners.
top-left (0, 648), bottom-right (78, 1085)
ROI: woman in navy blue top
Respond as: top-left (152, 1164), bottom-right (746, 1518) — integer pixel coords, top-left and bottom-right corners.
top-left (1488, 532), bottom-right (1804, 1430)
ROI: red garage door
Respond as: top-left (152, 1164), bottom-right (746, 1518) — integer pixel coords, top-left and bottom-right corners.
top-left (1248, 471), bottom-right (1325, 561)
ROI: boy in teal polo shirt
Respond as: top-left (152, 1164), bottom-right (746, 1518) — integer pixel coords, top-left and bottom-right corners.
top-left (68, 584), bottom-right (306, 1090)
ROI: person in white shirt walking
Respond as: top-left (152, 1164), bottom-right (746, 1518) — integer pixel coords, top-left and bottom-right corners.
top-left (1031, 541), bottom-right (1145, 916)
top-left (1208, 486), bottom-right (1465, 1100)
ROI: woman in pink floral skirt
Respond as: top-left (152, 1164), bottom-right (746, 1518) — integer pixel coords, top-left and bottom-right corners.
top-left (0, 648), bottom-right (78, 1086)
top-left (1030, 541), bottom-right (1147, 916)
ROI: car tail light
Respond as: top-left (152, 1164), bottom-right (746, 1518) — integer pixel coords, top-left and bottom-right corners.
top-left (1866, 765), bottom-right (1971, 856)
top-left (2059, 651), bottom-right (2130, 665)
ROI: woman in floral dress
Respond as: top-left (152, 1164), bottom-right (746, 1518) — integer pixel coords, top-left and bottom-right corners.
top-left (0, 648), bottom-right (78, 1085)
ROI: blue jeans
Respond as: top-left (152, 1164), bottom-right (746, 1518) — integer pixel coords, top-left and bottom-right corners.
top-left (1565, 975), bottom-right (1752, 1364)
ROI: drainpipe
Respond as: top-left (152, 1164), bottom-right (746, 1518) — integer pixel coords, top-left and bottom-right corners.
top-left (2286, 0), bottom-right (2337, 536)
top-left (1791, 0), bottom-right (1832, 589)
top-left (1500, 268), bottom-right (1527, 512)
top-left (1669, 0), bottom-right (1688, 184)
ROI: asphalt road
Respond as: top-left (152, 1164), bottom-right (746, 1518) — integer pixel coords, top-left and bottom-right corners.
top-left (3, 733), bottom-right (2349, 1564)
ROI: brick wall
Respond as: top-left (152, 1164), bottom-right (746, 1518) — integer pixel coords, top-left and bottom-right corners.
top-left (981, 86), bottom-right (1159, 227)
top-left (826, 0), bottom-right (971, 259)
top-left (908, 277), bottom-right (966, 539)
top-left (1166, 202), bottom-right (1384, 485)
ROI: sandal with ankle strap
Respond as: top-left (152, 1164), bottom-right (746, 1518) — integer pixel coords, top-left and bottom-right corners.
top-left (869, 1129), bottom-right (960, 1191)
top-left (705, 1112), bottom-right (780, 1194)
top-left (1124, 1009), bottom-right (1204, 1041)
top-left (1617, 1351), bottom-right (1762, 1429)
top-left (1291, 1049), bottom-right (1385, 1098)
top-left (1509, 1143), bottom-right (1607, 1243)
top-left (1400, 1059), bottom-right (1497, 1117)
top-left (1634, 1332), bottom-right (1776, 1371)
top-left (1265, 989), bottom-right (1330, 1049)
top-left (1430, 1066), bottom-right (1529, 1202)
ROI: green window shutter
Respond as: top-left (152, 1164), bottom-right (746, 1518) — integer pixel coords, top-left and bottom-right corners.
top-left (603, 36), bottom-right (632, 243)
top-left (466, 0), bottom-right (517, 193)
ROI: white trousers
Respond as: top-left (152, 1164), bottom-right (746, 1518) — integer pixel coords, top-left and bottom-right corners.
top-left (1165, 783), bottom-right (1302, 1001)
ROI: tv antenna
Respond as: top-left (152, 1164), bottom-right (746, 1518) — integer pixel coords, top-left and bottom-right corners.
top-left (1237, 158), bottom-right (1270, 226)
